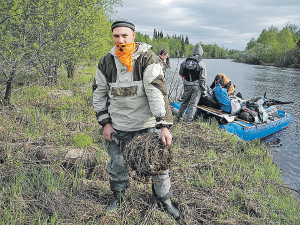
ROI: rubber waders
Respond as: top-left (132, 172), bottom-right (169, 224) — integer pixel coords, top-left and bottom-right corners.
top-left (152, 184), bottom-right (180, 220)
top-left (106, 191), bottom-right (125, 212)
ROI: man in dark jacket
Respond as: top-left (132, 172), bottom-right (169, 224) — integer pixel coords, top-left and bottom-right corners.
top-left (177, 43), bottom-right (208, 122)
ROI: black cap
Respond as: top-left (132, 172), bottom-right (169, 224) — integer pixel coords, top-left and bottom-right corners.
top-left (160, 49), bottom-right (168, 55)
top-left (111, 18), bottom-right (135, 32)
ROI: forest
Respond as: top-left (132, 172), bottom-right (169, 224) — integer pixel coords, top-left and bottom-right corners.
top-left (135, 28), bottom-right (233, 59)
top-left (231, 24), bottom-right (300, 68)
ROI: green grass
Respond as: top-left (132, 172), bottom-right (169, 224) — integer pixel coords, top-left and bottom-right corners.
top-left (0, 64), bottom-right (299, 224)
top-left (73, 132), bottom-right (94, 148)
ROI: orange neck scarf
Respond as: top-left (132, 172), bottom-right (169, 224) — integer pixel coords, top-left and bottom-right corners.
top-left (115, 42), bottom-right (137, 72)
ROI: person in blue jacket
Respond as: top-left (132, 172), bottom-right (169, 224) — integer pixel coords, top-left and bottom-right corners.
top-left (213, 77), bottom-right (231, 113)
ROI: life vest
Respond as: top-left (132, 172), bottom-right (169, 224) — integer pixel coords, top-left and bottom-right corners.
top-left (213, 73), bottom-right (235, 95)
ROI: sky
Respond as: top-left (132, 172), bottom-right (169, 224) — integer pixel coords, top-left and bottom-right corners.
top-left (112, 0), bottom-right (300, 50)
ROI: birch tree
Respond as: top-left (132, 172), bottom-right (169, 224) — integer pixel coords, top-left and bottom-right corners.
top-left (0, 0), bottom-right (120, 105)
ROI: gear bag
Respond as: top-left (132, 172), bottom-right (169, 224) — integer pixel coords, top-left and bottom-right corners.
top-left (238, 106), bottom-right (260, 123)
top-left (182, 57), bottom-right (203, 82)
top-left (237, 100), bottom-right (269, 123)
top-left (230, 97), bottom-right (241, 115)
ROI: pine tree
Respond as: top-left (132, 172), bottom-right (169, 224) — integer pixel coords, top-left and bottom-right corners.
top-left (160, 30), bottom-right (163, 39)
top-left (153, 29), bottom-right (157, 39)
top-left (185, 36), bottom-right (189, 44)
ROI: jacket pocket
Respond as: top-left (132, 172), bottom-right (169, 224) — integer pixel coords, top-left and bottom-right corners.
top-left (111, 85), bottom-right (138, 97)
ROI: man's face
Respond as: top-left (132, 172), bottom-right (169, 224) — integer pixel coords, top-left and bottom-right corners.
top-left (112, 27), bottom-right (136, 45)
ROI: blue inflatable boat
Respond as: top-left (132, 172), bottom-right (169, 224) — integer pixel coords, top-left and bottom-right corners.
top-left (170, 102), bottom-right (291, 141)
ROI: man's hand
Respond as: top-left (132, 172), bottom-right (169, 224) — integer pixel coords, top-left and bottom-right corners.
top-left (161, 127), bottom-right (172, 146)
top-left (103, 123), bottom-right (117, 142)
top-left (201, 91), bottom-right (207, 97)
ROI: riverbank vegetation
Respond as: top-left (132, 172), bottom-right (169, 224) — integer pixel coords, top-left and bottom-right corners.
top-left (231, 24), bottom-right (300, 68)
top-left (135, 29), bottom-right (233, 59)
top-left (0, 65), bottom-right (299, 224)
top-left (0, 0), bottom-right (120, 105)
top-left (138, 24), bottom-right (300, 69)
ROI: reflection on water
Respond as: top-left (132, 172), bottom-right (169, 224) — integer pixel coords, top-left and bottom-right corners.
top-left (264, 136), bottom-right (282, 147)
top-left (166, 58), bottom-right (300, 195)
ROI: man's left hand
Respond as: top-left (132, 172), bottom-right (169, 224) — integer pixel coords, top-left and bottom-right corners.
top-left (161, 127), bottom-right (172, 146)
top-left (201, 91), bottom-right (207, 97)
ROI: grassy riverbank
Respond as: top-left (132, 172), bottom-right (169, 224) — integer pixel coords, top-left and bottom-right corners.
top-left (0, 65), bottom-right (299, 224)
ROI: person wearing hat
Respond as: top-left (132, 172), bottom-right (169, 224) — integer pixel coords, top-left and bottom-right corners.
top-left (158, 49), bottom-right (171, 76)
top-left (210, 73), bottom-right (235, 96)
top-left (92, 18), bottom-right (180, 220)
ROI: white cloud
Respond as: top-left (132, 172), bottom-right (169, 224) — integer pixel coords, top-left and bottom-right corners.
top-left (113, 0), bottom-right (300, 50)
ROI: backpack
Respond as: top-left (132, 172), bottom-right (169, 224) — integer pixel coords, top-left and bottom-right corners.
top-left (230, 97), bottom-right (241, 115)
top-left (238, 106), bottom-right (260, 123)
top-left (182, 57), bottom-right (203, 82)
top-left (237, 100), bottom-right (269, 123)
top-left (264, 105), bottom-right (278, 118)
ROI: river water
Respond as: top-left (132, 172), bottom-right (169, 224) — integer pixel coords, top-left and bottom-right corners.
top-left (165, 58), bottom-right (300, 196)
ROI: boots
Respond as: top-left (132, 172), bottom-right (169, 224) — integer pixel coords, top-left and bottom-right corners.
top-left (107, 179), bottom-right (130, 212)
top-left (159, 197), bottom-right (181, 220)
top-left (106, 190), bottom-right (125, 212)
top-left (152, 185), bottom-right (180, 220)
top-left (176, 116), bottom-right (184, 122)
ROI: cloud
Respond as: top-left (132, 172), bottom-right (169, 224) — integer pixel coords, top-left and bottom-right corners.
top-left (113, 0), bottom-right (300, 50)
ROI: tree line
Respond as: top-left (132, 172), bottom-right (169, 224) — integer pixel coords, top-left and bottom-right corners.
top-left (0, 0), bottom-right (234, 106)
top-left (7, 0), bottom-right (289, 106)
top-left (135, 28), bottom-right (233, 59)
top-left (231, 24), bottom-right (300, 68)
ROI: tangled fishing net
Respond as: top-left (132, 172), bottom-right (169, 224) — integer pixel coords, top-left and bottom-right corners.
top-left (121, 133), bottom-right (173, 179)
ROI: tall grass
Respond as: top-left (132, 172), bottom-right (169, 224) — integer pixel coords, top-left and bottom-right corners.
top-left (0, 64), bottom-right (299, 224)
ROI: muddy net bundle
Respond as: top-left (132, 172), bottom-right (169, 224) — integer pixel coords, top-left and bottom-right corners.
top-left (118, 133), bottom-right (173, 180)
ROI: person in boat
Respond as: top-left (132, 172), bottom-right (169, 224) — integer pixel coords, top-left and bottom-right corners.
top-left (158, 49), bottom-right (171, 76)
top-left (212, 77), bottom-right (231, 113)
top-left (210, 73), bottom-right (235, 96)
top-left (92, 18), bottom-right (180, 220)
top-left (176, 43), bottom-right (208, 122)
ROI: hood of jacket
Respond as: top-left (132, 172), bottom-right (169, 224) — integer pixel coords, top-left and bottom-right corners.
top-left (192, 43), bottom-right (203, 58)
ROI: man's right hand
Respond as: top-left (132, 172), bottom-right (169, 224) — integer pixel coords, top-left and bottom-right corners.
top-left (103, 123), bottom-right (117, 142)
